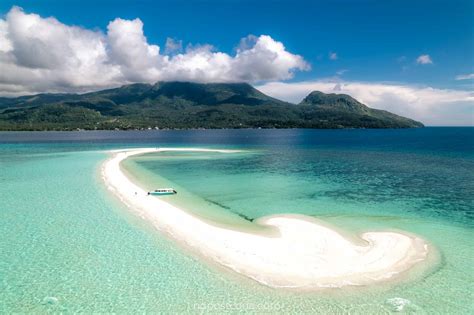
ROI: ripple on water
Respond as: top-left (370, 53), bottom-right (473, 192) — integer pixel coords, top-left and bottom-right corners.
top-left (385, 297), bottom-right (418, 312)
top-left (41, 296), bottom-right (59, 305)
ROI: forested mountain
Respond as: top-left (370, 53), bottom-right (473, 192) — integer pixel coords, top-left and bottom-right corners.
top-left (0, 82), bottom-right (423, 130)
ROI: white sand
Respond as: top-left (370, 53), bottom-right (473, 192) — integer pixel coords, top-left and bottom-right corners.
top-left (102, 148), bottom-right (429, 289)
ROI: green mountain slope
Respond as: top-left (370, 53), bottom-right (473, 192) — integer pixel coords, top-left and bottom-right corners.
top-left (0, 82), bottom-right (423, 130)
top-left (298, 91), bottom-right (423, 128)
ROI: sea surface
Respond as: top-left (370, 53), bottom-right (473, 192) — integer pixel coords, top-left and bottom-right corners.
top-left (0, 128), bottom-right (473, 314)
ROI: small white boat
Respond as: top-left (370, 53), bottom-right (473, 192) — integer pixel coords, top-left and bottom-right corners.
top-left (147, 188), bottom-right (177, 196)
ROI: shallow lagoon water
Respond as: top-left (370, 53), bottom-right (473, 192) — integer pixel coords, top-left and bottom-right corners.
top-left (0, 128), bottom-right (473, 313)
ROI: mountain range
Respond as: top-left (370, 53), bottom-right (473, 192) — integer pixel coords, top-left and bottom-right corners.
top-left (0, 82), bottom-right (423, 130)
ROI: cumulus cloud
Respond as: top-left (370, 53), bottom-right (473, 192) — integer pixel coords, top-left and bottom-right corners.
top-left (0, 6), bottom-right (120, 94)
top-left (256, 81), bottom-right (474, 126)
top-left (455, 73), bottom-right (474, 80)
top-left (0, 7), bottom-right (309, 96)
top-left (416, 54), bottom-right (433, 65)
top-left (329, 52), bottom-right (338, 60)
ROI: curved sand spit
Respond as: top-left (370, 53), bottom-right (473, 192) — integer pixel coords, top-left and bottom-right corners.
top-left (102, 148), bottom-right (429, 289)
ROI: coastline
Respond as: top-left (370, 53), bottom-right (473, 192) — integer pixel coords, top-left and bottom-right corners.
top-left (101, 148), bottom-right (431, 290)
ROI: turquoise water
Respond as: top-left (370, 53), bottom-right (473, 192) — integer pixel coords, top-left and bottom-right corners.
top-left (1, 128), bottom-right (473, 313)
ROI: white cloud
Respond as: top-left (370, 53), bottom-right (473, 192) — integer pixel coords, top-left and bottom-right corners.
top-left (164, 37), bottom-right (183, 54)
top-left (0, 19), bottom-right (13, 52)
top-left (329, 52), bottom-right (338, 60)
top-left (416, 54), bottom-right (433, 65)
top-left (0, 7), bottom-right (309, 96)
top-left (256, 80), bottom-right (474, 126)
top-left (455, 73), bottom-right (474, 80)
top-left (336, 69), bottom-right (348, 76)
top-left (106, 17), bottom-right (161, 82)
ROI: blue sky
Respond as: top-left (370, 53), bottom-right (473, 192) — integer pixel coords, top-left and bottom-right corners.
top-left (1, 0), bottom-right (472, 89)
top-left (0, 0), bottom-right (473, 125)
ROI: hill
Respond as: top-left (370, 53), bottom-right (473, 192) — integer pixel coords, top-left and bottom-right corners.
top-left (0, 82), bottom-right (423, 130)
top-left (297, 91), bottom-right (423, 128)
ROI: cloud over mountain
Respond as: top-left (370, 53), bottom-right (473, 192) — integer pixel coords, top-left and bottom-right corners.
top-left (257, 81), bottom-right (474, 126)
top-left (0, 7), bottom-right (309, 96)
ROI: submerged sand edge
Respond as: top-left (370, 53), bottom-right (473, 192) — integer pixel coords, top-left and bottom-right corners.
top-left (101, 148), bottom-right (430, 290)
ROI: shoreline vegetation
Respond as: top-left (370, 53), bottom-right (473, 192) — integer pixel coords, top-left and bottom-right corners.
top-left (0, 82), bottom-right (423, 131)
top-left (102, 147), bottom-right (432, 290)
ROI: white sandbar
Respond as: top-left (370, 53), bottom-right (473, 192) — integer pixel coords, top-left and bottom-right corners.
top-left (102, 148), bottom-right (429, 289)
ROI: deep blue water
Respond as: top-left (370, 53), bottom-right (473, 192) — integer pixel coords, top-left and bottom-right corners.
top-left (1, 128), bottom-right (473, 226)
top-left (1, 127), bottom-right (472, 154)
